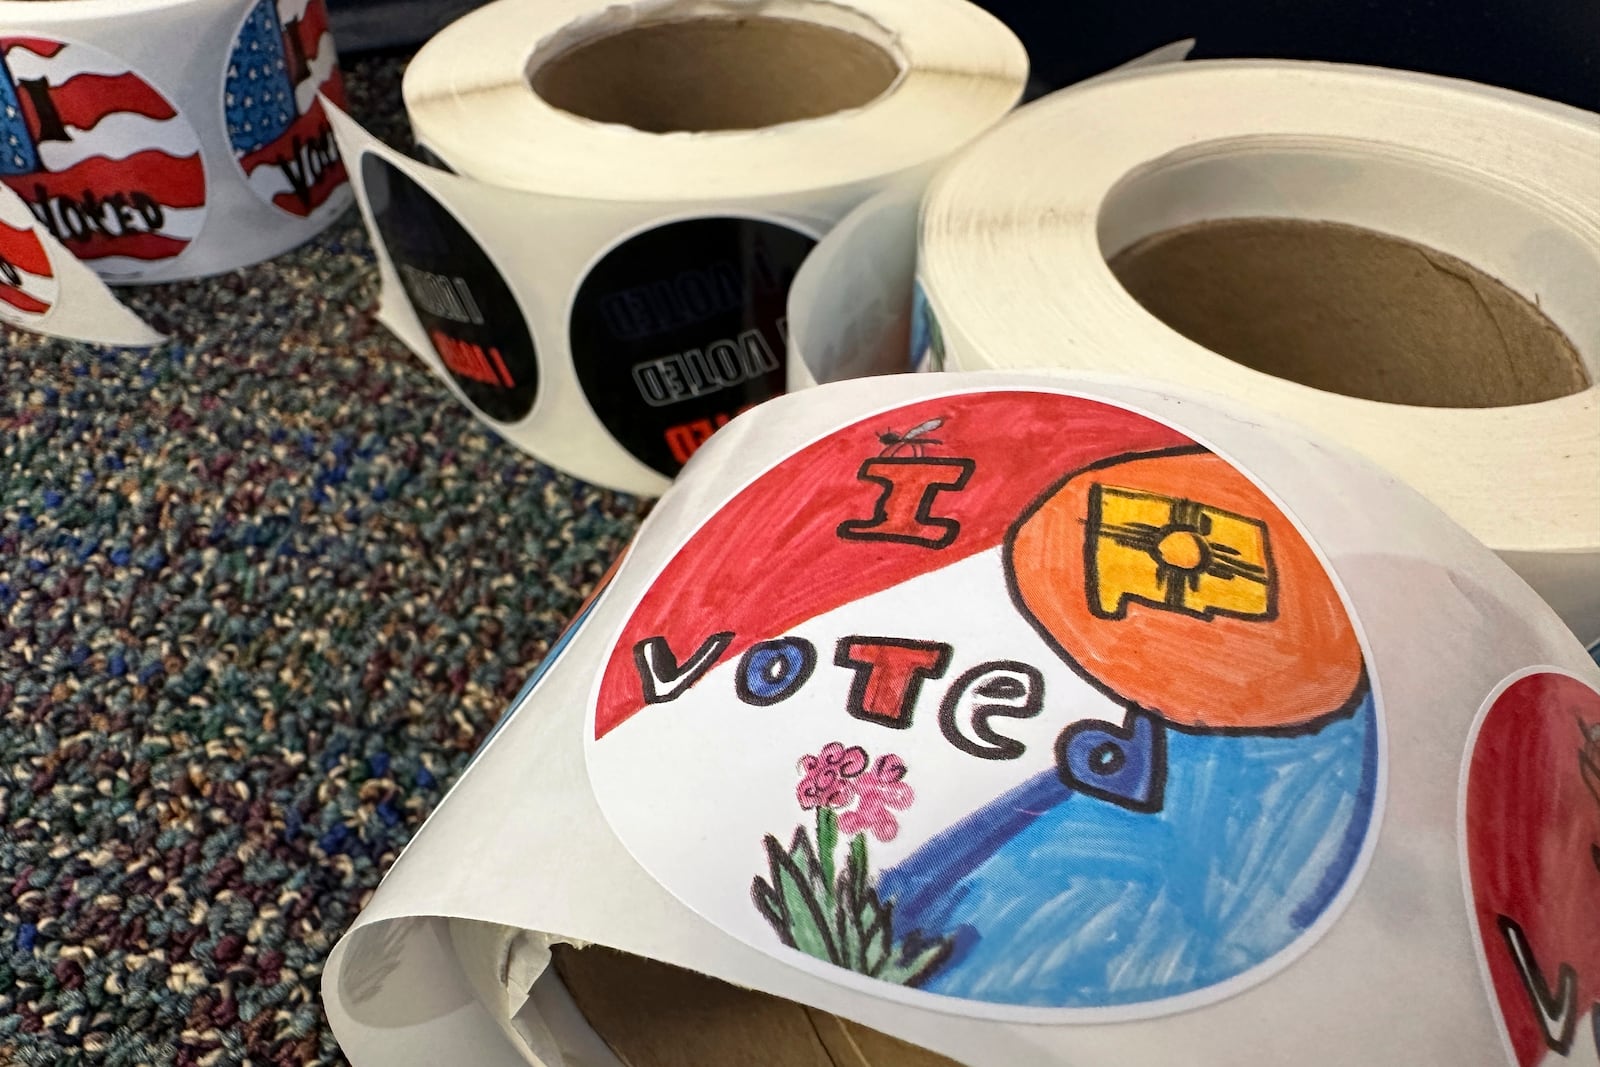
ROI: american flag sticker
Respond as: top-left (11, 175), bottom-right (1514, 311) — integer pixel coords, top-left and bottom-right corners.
top-left (0, 190), bottom-right (57, 324)
top-left (0, 36), bottom-right (207, 280)
top-left (224, 0), bottom-right (350, 221)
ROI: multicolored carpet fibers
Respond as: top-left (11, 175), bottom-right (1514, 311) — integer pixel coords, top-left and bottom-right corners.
top-left (0, 55), bottom-right (645, 1065)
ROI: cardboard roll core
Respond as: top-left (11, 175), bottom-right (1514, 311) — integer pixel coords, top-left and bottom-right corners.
top-left (1109, 217), bottom-right (1589, 409)
top-left (529, 16), bottom-right (902, 133)
top-left (553, 944), bottom-right (958, 1067)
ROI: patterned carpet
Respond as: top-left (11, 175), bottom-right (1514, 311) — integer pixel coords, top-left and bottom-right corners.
top-left (0, 55), bottom-right (645, 1066)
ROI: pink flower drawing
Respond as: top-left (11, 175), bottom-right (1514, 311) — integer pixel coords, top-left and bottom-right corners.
top-left (796, 742), bottom-right (867, 810)
top-left (838, 754), bottom-right (914, 842)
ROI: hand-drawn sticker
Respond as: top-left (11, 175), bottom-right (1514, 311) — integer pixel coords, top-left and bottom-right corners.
top-left (223, 0), bottom-right (351, 223)
top-left (360, 152), bottom-right (539, 424)
top-left (0, 35), bottom-right (206, 280)
top-left (568, 216), bottom-right (818, 478)
top-left (0, 195), bottom-right (56, 325)
top-left (1461, 668), bottom-right (1600, 1066)
top-left (586, 389), bottom-right (1382, 1020)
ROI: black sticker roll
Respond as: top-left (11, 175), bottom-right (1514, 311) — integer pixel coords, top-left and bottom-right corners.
top-left (361, 152), bottom-right (538, 423)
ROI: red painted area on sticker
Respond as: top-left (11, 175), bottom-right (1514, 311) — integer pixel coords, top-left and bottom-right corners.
top-left (293, 0), bottom-right (334, 65)
top-left (4, 151), bottom-right (207, 211)
top-left (594, 392), bottom-right (1191, 738)
top-left (0, 284), bottom-right (48, 314)
top-left (43, 72), bottom-right (178, 132)
top-left (1466, 671), bottom-right (1600, 1065)
top-left (0, 219), bottom-right (51, 277)
top-left (3, 37), bottom-right (64, 58)
top-left (240, 104), bottom-right (345, 219)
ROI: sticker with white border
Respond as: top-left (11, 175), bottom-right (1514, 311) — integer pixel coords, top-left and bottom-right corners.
top-left (586, 388), bottom-right (1383, 1020)
top-left (223, 0), bottom-right (351, 223)
top-left (568, 215), bottom-right (817, 477)
top-left (1461, 667), bottom-right (1600, 1066)
top-left (0, 34), bottom-right (206, 280)
top-left (359, 151), bottom-right (540, 424)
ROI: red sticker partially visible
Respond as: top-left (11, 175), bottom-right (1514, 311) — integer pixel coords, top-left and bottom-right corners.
top-left (1463, 669), bottom-right (1600, 1065)
top-left (0, 210), bottom-right (55, 323)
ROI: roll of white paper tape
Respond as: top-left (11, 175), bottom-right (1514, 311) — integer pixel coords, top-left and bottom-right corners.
top-left (785, 181), bottom-right (923, 392)
top-left (322, 370), bottom-right (1600, 1067)
top-left (913, 60), bottom-right (1600, 642)
top-left (0, 0), bottom-right (354, 344)
top-left (327, 0), bottom-right (1026, 496)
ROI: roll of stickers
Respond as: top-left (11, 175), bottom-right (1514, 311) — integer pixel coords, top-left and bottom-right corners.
top-left (903, 61), bottom-right (1600, 644)
top-left (0, 0), bottom-right (353, 345)
top-left (327, 0), bottom-right (1027, 496)
top-left (322, 370), bottom-right (1600, 1067)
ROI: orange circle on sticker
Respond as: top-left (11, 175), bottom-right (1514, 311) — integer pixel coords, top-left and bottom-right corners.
top-left (1006, 447), bottom-right (1364, 732)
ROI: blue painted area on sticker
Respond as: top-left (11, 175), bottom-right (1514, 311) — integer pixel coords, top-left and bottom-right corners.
top-left (224, 0), bottom-right (297, 156)
top-left (878, 692), bottom-right (1379, 1009)
top-left (0, 55), bottom-right (40, 176)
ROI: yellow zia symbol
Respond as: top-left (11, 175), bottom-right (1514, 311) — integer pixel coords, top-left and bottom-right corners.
top-left (1086, 485), bottom-right (1277, 622)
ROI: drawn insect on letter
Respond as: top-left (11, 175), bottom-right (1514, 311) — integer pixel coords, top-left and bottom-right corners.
top-left (878, 417), bottom-right (945, 458)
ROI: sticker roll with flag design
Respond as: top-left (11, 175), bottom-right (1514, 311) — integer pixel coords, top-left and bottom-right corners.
top-left (321, 369), bottom-right (1600, 1067)
top-left (0, 0), bottom-right (352, 344)
top-left (325, 0), bottom-right (1030, 496)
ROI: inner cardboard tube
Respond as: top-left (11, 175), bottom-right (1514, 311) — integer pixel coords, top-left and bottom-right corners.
top-left (1109, 218), bottom-right (1590, 408)
top-left (530, 16), bottom-right (901, 133)
top-left (552, 944), bottom-right (958, 1067)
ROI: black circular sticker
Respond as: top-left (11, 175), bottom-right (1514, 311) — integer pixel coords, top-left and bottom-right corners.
top-left (360, 152), bottom-right (538, 423)
top-left (570, 217), bottom-right (817, 476)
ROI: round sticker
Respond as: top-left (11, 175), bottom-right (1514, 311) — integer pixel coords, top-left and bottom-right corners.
top-left (223, 0), bottom-right (351, 222)
top-left (569, 216), bottom-right (817, 477)
top-left (361, 153), bottom-right (539, 424)
top-left (0, 35), bottom-right (206, 279)
top-left (586, 390), bottom-right (1382, 1020)
top-left (1462, 668), bottom-right (1600, 1066)
top-left (0, 200), bottom-right (56, 325)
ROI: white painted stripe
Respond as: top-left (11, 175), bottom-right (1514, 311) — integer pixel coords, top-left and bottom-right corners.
top-left (277, 0), bottom-right (315, 24)
top-left (3, 45), bottom-right (128, 85)
top-left (0, 192), bottom-right (37, 230)
top-left (8, 263), bottom-right (53, 287)
top-left (0, 263), bottom-right (57, 320)
top-left (35, 113), bottom-right (201, 173)
top-left (296, 34), bottom-right (339, 114)
top-left (247, 160), bottom-right (294, 203)
top-left (153, 204), bottom-right (207, 241)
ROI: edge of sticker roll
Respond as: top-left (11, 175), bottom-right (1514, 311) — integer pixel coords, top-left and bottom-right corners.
top-left (917, 60), bottom-right (1600, 641)
top-left (403, 0), bottom-right (1028, 201)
